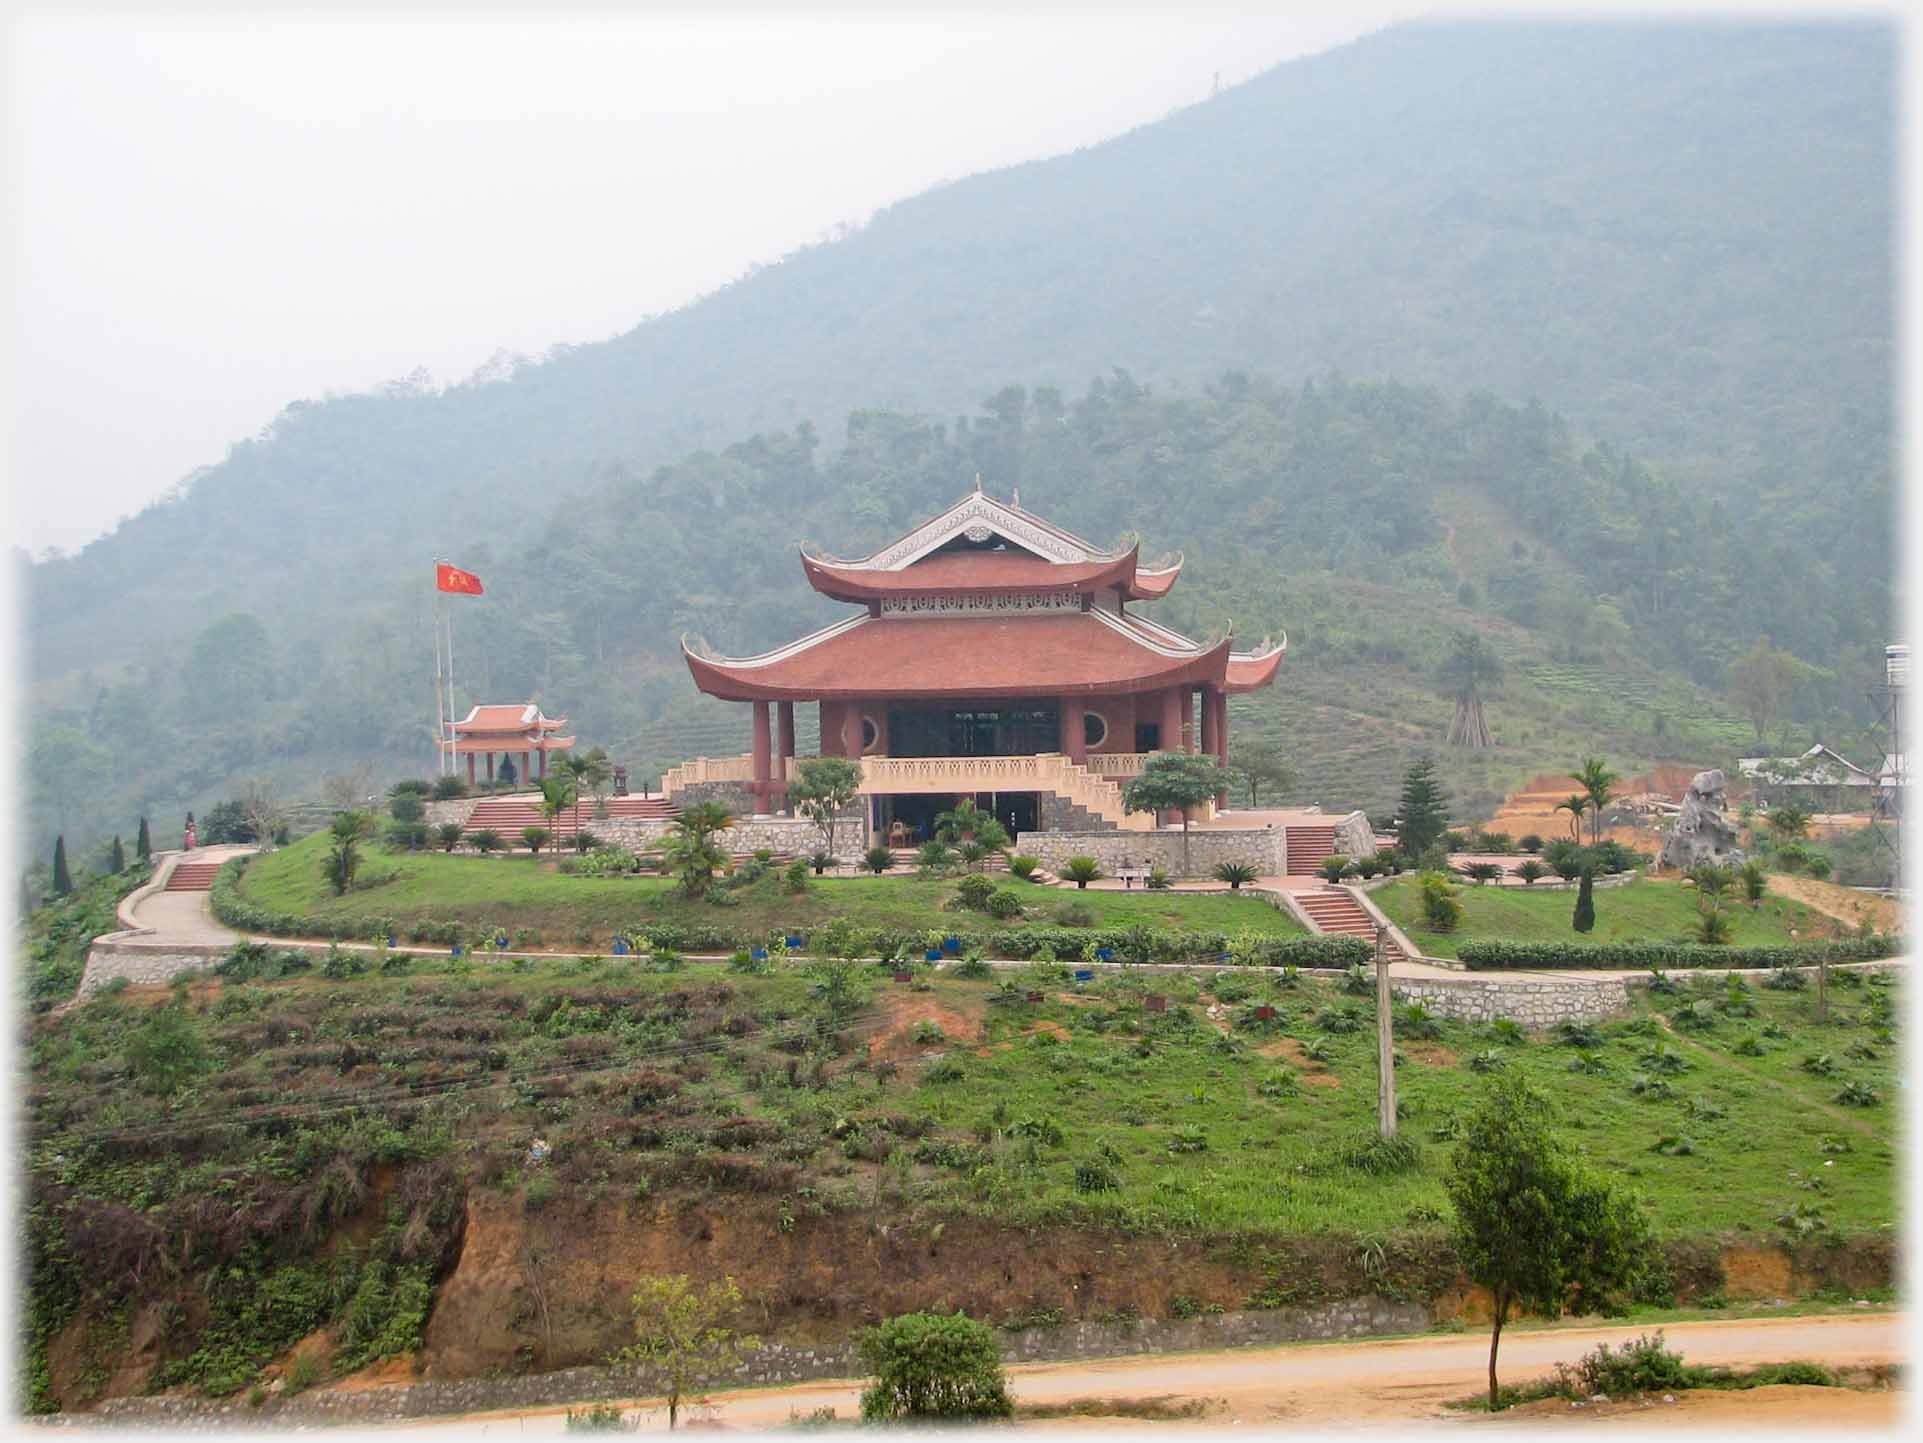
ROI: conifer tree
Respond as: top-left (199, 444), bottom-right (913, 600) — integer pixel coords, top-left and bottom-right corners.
top-left (1396, 754), bottom-right (1450, 859)
top-left (136, 816), bottom-right (151, 861)
top-left (1572, 866), bottom-right (1596, 933)
top-left (52, 836), bottom-right (72, 896)
top-left (110, 835), bottom-right (126, 873)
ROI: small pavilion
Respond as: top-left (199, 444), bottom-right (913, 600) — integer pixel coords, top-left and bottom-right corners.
top-left (447, 703), bottom-right (575, 784)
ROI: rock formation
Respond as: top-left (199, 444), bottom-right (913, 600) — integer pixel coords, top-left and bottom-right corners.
top-left (1658, 768), bottom-right (1746, 869)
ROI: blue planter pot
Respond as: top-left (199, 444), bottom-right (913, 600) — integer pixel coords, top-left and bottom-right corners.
top-left (450, 945), bottom-right (464, 958)
top-left (942, 938), bottom-right (961, 954)
top-left (1095, 948), bottom-right (1114, 962)
top-left (1073, 969), bottom-right (1094, 982)
top-left (786, 935), bottom-right (805, 949)
top-left (924, 950), bottom-right (943, 962)
top-left (751, 947), bottom-right (768, 961)
top-left (612, 939), bottom-right (629, 956)
top-left (386, 935), bottom-right (397, 948)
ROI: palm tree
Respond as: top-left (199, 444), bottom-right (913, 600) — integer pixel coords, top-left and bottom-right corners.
top-left (1573, 757), bottom-right (1618, 846)
top-left (558, 753), bottom-right (595, 835)
top-left (539, 772), bottom-right (577, 843)
top-left (1553, 794), bottom-right (1589, 842)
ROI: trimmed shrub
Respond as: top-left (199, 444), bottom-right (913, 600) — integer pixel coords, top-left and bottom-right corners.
top-left (1458, 936), bottom-right (1895, 971)
top-left (856, 1311), bottom-right (1013, 1421)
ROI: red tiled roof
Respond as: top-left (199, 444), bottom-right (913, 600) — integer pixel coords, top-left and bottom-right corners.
top-left (452, 704), bottom-right (568, 734)
top-left (685, 614), bottom-right (1237, 702)
top-left (1225, 645), bottom-right (1286, 693)
top-left (803, 546), bottom-right (1182, 603)
top-left (803, 548), bottom-right (1136, 600)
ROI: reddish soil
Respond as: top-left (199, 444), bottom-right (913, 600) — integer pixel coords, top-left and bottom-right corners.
top-left (1263, 1037), bottom-right (1341, 1088)
top-left (866, 992), bottom-right (983, 1062)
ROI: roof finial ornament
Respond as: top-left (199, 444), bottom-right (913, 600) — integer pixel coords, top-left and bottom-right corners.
top-left (1011, 487), bottom-right (1020, 509)
top-left (974, 471), bottom-right (983, 493)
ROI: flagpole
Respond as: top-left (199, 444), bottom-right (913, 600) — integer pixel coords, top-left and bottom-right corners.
top-left (433, 559), bottom-right (449, 775)
top-left (445, 589), bottom-right (459, 779)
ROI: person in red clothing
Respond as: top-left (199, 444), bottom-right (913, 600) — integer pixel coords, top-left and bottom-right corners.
top-left (183, 813), bottom-right (197, 851)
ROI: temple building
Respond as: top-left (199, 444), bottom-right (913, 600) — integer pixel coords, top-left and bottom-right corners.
top-left (674, 486), bottom-right (1283, 844)
top-left (446, 703), bottom-right (575, 785)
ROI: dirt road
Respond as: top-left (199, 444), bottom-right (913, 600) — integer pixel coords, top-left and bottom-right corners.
top-left (402, 1312), bottom-right (1904, 1433)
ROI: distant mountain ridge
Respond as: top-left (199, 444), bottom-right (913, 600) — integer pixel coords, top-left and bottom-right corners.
top-left (22, 19), bottom-right (1894, 861)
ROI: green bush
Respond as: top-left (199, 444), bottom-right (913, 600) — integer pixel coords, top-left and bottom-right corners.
top-left (863, 845), bottom-right (894, 875)
top-left (985, 888), bottom-right (1025, 919)
top-left (1062, 856), bottom-right (1103, 889)
top-left (857, 1312), bottom-right (1013, 1421)
top-left (1213, 861), bottom-right (1258, 889)
top-left (1457, 936), bottom-right (1895, 971)
top-left (1556, 1330), bottom-right (1692, 1397)
top-left (954, 874), bottom-right (997, 910)
top-left (1007, 854), bottom-right (1039, 880)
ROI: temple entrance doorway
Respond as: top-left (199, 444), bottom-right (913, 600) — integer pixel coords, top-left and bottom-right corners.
top-left (872, 792), bottom-right (1042, 848)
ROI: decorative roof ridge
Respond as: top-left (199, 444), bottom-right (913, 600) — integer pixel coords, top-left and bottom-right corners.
top-left (681, 613), bottom-right (872, 669)
top-left (1089, 606), bottom-right (1233, 660)
top-left (800, 487), bottom-right (1127, 571)
top-left (1137, 551), bottom-right (1184, 575)
top-left (1228, 630), bottom-right (1287, 661)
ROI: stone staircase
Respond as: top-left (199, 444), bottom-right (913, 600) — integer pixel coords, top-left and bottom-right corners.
top-left (1294, 886), bottom-right (1405, 960)
top-left (1285, 824), bottom-right (1339, 875)
top-left (462, 793), bottom-right (679, 841)
top-left (164, 861), bottom-right (223, 892)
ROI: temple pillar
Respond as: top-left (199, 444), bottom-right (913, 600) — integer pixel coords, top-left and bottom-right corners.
top-left (752, 701), bottom-right (773, 813)
top-left (777, 702), bottom-right (796, 812)
top-left (819, 700), bottom-right (845, 758)
top-left (524, 750), bottom-right (532, 783)
top-left (467, 754), bottom-right (476, 786)
top-left (1208, 688), bottom-right (1230, 810)
top-left (1160, 687), bottom-right (1184, 755)
top-left (538, 747), bottom-right (548, 779)
top-left (1200, 687), bottom-right (1216, 758)
top-left (1061, 695), bottom-right (1088, 765)
top-left (486, 753), bottom-right (495, 783)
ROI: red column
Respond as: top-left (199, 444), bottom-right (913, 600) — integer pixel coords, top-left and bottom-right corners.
top-left (1160, 688), bottom-right (1183, 754)
top-left (751, 701), bottom-right (773, 813)
top-left (486, 753), bottom-right (495, 783)
top-left (1061, 696), bottom-right (1087, 764)
top-left (467, 753), bottom-right (476, 786)
top-left (1210, 689), bottom-right (1230, 810)
top-left (1199, 687), bottom-right (1216, 758)
top-left (524, 750), bottom-right (532, 783)
top-left (819, 700), bottom-right (843, 758)
top-left (776, 702), bottom-right (796, 812)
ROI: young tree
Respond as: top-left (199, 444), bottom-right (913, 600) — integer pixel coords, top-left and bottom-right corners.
top-left (323, 811), bottom-right (375, 895)
top-left (558, 752), bottom-right (596, 835)
top-left (1572, 867), bottom-right (1596, 933)
top-left (792, 756), bottom-right (864, 859)
top-left (538, 773), bottom-right (577, 843)
top-left (1573, 758), bottom-right (1618, 846)
top-left (1121, 751), bottom-right (1227, 875)
top-left (521, 825), bottom-right (551, 855)
top-left (664, 801), bottom-right (734, 898)
top-left (1228, 737), bottom-right (1295, 808)
top-left (1440, 631), bottom-right (1502, 748)
top-left (241, 779), bottom-right (284, 854)
top-left (136, 816), bottom-right (151, 862)
top-left (608, 1275), bottom-right (759, 1430)
top-left (109, 835), bottom-right (126, 873)
top-left (1553, 794), bottom-right (1590, 842)
top-left (1766, 802), bottom-right (1812, 840)
top-left (1395, 754), bottom-right (1451, 860)
top-left (1725, 636), bottom-right (1826, 744)
top-left (1445, 1074), bottom-right (1651, 1409)
top-left (857, 1311), bottom-right (1014, 1422)
top-left (51, 836), bottom-right (72, 896)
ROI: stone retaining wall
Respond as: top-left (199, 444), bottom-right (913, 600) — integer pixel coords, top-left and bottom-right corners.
top-left (1392, 974), bottom-right (1631, 1027)
top-left (1019, 827), bottom-right (1288, 878)
top-left (78, 941), bottom-right (231, 998)
top-left (87, 1295), bottom-right (1430, 1426)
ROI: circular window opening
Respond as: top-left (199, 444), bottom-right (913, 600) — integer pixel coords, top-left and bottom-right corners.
top-left (1082, 710), bottom-right (1109, 750)
top-left (861, 716), bottom-right (880, 753)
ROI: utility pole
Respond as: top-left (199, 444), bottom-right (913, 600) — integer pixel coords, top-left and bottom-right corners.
top-left (1375, 926), bottom-right (1397, 1138)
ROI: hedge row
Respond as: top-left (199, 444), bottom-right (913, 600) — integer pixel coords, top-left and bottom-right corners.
top-left (209, 860), bottom-right (1372, 966)
top-left (1457, 935), bottom-right (1898, 972)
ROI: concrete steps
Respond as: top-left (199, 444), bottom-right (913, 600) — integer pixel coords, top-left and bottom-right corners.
top-left (1294, 887), bottom-right (1405, 961)
top-left (461, 794), bottom-right (678, 839)
top-left (164, 862), bottom-right (223, 892)
top-left (1285, 825), bottom-right (1339, 876)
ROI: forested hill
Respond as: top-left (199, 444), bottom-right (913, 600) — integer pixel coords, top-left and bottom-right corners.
top-left (23, 19), bottom-right (1895, 863)
top-left (28, 20), bottom-right (1890, 673)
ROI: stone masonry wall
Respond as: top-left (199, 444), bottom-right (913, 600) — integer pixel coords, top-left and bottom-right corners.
top-left (78, 942), bottom-right (231, 998)
top-left (89, 1294), bottom-right (1431, 1427)
top-left (1392, 974), bottom-right (1631, 1028)
top-left (1019, 827), bottom-right (1288, 878)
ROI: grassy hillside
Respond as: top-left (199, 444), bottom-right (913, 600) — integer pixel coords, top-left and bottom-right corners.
top-left (25, 952), bottom-right (1899, 1405)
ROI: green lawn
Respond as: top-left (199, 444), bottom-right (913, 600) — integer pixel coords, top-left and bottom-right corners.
top-left (235, 832), bottom-right (1305, 945)
top-left (1371, 875), bottom-right (1828, 959)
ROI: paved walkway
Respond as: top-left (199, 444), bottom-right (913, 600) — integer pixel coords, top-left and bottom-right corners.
top-left (123, 845), bottom-right (254, 944)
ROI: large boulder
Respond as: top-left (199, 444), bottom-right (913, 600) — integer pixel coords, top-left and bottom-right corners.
top-left (1658, 769), bottom-right (1746, 869)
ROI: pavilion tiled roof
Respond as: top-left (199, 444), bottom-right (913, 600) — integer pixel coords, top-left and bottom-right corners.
top-left (451, 703), bottom-right (568, 734)
top-left (685, 613), bottom-right (1249, 702)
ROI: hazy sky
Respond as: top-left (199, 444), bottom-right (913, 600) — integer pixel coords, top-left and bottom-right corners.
top-left (5, 7), bottom-right (1421, 556)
